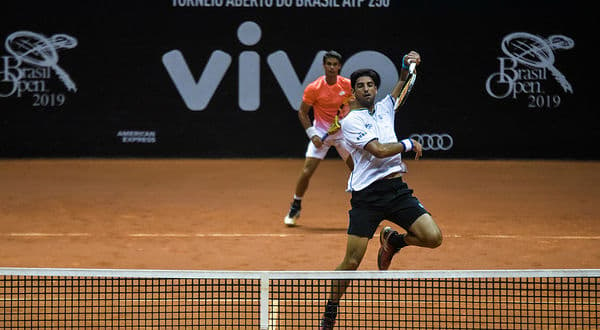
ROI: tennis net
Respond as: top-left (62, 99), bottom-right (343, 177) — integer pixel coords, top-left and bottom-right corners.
top-left (1, 268), bottom-right (598, 329)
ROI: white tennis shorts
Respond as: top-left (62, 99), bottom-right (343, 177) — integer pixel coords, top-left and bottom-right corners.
top-left (305, 129), bottom-right (350, 160)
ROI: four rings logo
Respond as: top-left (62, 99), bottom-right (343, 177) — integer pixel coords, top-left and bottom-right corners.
top-left (486, 32), bottom-right (574, 110)
top-left (1, 31), bottom-right (78, 108)
top-left (410, 133), bottom-right (454, 151)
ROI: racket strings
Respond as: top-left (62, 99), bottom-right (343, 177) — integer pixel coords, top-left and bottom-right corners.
top-left (395, 73), bottom-right (416, 110)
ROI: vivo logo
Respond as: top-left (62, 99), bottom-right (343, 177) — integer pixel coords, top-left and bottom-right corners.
top-left (162, 21), bottom-right (398, 111)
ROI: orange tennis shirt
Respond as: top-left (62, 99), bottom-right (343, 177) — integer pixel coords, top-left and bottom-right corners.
top-left (302, 75), bottom-right (352, 131)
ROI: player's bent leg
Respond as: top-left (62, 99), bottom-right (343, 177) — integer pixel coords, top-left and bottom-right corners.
top-left (405, 213), bottom-right (443, 248)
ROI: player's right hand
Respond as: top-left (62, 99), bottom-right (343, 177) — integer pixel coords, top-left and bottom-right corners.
top-left (311, 136), bottom-right (323, 148)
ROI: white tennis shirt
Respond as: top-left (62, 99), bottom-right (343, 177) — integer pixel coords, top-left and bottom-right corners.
top-left (342, 94), bottom-right (406, 191)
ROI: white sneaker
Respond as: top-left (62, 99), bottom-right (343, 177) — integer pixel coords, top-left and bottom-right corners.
top-left (283, 206), bottom-right (301, 226)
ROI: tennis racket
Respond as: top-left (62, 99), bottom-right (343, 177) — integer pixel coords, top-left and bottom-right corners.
top-left (321, 91), bottom-right (354, 141)
top-left (394, 62), bottom-right (417, 111)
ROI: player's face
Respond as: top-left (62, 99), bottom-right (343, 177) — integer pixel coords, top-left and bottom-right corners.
top-left (352, 76), bottom-right (378, 108)
top-left (323, 57), bottom-right (341, 78)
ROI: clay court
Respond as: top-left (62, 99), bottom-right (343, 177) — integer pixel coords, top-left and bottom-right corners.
top-left (1, 159), bottom-right (599, 271)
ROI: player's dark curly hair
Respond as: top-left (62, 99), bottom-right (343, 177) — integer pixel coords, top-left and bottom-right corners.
top-left (323, 50), bottom-right (342, 64)
top-left (350, 69), bottom-right (381, 89)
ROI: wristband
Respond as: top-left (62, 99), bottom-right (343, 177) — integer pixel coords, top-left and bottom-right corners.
top-left (306, 126), bottom-right (318, 139)
top-left (401, 55), bottom-right (409, 70)
top-left (400, 138), bottom-right (413, 152)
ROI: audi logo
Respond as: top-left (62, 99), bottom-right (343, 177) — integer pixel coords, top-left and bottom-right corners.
top-left (409, 133), bottom-right (454, 151)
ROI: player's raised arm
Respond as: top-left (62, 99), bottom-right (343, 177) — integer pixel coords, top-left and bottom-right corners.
top-left (390, 51), bottom-right (421, 100)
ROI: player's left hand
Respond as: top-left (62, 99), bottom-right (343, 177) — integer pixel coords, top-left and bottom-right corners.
top-left (311, 136), bottom-right (324, 148)
top-left (404, 51), bottom-right (421, 67)
top-left (411, 138), bottom-right (423, 160)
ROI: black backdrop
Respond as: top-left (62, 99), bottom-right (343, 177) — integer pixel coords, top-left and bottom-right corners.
top-left (1, 1), bottom-right (597, 158)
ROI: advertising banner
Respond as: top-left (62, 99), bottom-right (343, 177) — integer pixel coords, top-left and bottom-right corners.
top-left (1, 1), bottom-right (596, 158)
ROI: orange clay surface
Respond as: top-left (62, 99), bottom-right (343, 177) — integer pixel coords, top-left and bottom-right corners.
top-left (1, 159), bottom-right (599, 271)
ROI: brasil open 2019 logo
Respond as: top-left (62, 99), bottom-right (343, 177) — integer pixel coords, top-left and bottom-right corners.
top-left (485, 32), bottom-right (574, 110)
top-left (0, 31), bottom-right (78, 109)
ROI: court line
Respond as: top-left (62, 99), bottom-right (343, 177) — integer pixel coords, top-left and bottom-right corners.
top-left (131, 233), bottom-right (304, 238)
top-left (2, 233), bottom-right (600, 239)
top-left (4, 233), bottom-right (91, 237)
top-left (448, 234), bottom-right (600, 240)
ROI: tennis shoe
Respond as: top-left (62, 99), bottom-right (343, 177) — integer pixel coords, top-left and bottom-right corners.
top-left (283, 204), bottom-right (301, 226)
top-left (377, 226), bottom-right (401, 270)
top-left (319, 317), bottom-right (336, 330)
top-left (319, 301), bottom-right (338, 330)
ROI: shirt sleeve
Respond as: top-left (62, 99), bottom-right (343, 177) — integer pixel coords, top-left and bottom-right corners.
top-left (338, 79), bottom-right (353, 118)
top-left (343, 114), bottom-right (378, 150)
top-left (302, 84), bottom-right (316, 106)
top-left (343, 78), bottom-right (352, 95)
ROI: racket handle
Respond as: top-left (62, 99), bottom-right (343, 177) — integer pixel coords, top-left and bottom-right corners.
top-left (408, 62), bottom-right (416, 74)
top-left (321, 133), bottom-right (329, 142)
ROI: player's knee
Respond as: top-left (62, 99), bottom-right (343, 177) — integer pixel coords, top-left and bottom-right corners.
top-left (429, 233), bottom-right (442, 248)
top-left (416, 226), bottom-right (442, 249)
top-left (301, 163), bottom-right (319, 177)
top-left (300, 168), bottom-right (311, 178)
top-left (411, 215), bottom-right (442, 248)
top-left (425, 230), bottom-right (443, 249)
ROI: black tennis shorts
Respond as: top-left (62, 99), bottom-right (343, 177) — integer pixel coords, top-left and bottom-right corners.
top-left (348, 176), bottom-right (429, 238)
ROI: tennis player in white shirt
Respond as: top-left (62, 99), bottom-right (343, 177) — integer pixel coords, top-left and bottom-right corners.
top-left (318, 51), bottom-right (442, 330)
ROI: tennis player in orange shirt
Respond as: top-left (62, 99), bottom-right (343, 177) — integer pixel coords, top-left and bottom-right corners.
top-left (283, 50), bottom-right (354, 226)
